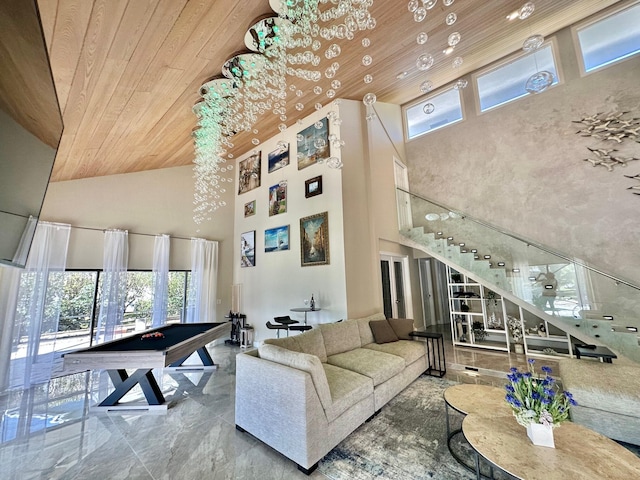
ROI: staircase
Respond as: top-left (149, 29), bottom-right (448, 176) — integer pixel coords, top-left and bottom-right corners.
top-left (396, 188), bottom-right (640, 363)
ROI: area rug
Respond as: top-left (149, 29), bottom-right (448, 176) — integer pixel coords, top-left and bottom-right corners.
top-left (318, 376), bottom-right (479, 480)
top-left (318, 375), bottom-right (640, 480)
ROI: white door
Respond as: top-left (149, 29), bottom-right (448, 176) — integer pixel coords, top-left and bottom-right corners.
top-left (418, 258), bottom-right (437, 327)
top-left (380, 254), bottom-right (413, 319)
top-left (393, 158), bottom-right (412, 231)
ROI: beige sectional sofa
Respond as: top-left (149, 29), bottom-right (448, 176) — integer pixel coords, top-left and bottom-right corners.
top-left (234, 313), bottom-right (427, 474)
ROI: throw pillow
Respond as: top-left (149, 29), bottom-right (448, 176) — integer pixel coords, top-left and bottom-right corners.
top-left (369, 319), bottom-right (399, 344)
top-left (388, 318), bottom-right (415, 340)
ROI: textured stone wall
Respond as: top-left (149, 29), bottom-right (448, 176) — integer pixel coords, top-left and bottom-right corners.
top-left (405, 28), bottom-right (640, 286)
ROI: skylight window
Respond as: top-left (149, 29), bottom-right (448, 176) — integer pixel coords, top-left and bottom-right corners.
top-left (405, 87), bottom-right (463, 139)
top-left (476, 43), bottom-right (559, 113)
top-left (575, 2), bottom-right (640, 73)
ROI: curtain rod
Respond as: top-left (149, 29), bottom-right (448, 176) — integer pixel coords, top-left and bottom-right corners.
top-left (68, 224), bottom-right (216, 242)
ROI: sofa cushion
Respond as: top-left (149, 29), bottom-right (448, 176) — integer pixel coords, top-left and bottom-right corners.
top-left (258, 344), bottom-right (332, 411)
top-left (294, 327), bottom-right (327, 363)
top-left (364, 340), bottom-right (424, 366)
top-left (327, 348), bottom-right (405, 386)
top-left (353, 312), bottom-right (387, 346)
top-left (558, 359), bottom-right (640, 417)
top-left (369, 319), bottom-right (398, 344)
top-left (263, 336), bottom-right (302, 352)
top-left (388, 318), bottom-right (415, 340)
top-left (323, 364), bottom-right (373, 422)
top-left (320, 320), bottom-right (361, 357)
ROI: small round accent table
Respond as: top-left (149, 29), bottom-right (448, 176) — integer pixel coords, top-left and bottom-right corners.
top-left (290, 307), bottom-right (321, 325)
top-left (443, 384), bottom-right (511, 477)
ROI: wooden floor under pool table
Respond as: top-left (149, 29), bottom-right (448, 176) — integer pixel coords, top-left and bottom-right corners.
top-left (63, 322), bottom-right (231, 411)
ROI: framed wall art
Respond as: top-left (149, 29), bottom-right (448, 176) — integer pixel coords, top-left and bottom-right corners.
top-left (238, 152), bottom-right (261, 195)
top-left (297, 117), bottom-right (329, 170)
top-left (269, 182), bottom-right (287, 216)
top-left (305, 175), bottom-right (322, 198)
top-left (244, 200), bottom-right (256, 217)
top-left (240, 230), bottom-right (256, 267)
top-left (264, 225), bottom-right (290, 252)
top-left (300, 211), bottom-right (330, 266)
top-left (268, 142), bottom-right (290, 173)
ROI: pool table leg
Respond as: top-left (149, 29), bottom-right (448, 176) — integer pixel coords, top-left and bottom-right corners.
top-left (102, 369), bottom-right (166, 407)
top-left (168, 346), bottom-right (215, 368)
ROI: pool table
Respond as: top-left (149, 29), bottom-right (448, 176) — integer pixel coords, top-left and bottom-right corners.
top-left (63, 322), bottom-right (230, 410)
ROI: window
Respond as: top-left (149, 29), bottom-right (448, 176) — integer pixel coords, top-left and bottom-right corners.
top-left (93, 270), bottom-right (189, 337)
top-left (475, 43), bottom-right (559, 113)
top-left (405, 87), bottom-right (463, 139)
top-left (15, 269), bottom-right (189, 358)
top-left (575, 2), bottom-right (640, 73)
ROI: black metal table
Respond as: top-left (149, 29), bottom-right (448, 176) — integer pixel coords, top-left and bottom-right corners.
top-left (409, 330), bottom-right (446, 377)
top-left (574, 344), bottom-right (617, 363)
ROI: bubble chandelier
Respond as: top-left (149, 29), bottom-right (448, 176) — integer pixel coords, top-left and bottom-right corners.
top-left (192, 0), bottom-right (376, 223)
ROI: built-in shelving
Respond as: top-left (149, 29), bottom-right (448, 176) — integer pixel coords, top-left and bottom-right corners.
top-left (447, 266), bottom-right (574, 359)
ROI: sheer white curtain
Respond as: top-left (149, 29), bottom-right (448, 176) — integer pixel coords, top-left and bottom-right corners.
top-left (8, 221), bottom-right (70, 388)
top-left (151, 234), bottom-right (170, 328)
top-left (186, 238), bottom-right (218, 323)
top-left (95, 230), bottom-right (128, 343)
top-left (0, 216), bottom-right (40, 391)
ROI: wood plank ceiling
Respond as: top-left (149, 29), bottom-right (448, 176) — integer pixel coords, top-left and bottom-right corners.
top-left (21, 0), bottom-right (626, 181)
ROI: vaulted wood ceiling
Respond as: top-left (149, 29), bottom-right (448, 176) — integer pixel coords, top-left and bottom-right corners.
top-left (13, 0), bottom-right (625, 181)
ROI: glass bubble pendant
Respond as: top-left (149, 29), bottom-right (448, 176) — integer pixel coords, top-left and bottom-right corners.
top-left (424, 0), bottom-right (438, 10)
top-left (525, 71), bottom-right (554, 94)
top-left (363, 92), bottom-right (377, 106)
top-left (420, 80), bottom-right (433, 93)
top-left (416, 53), bottom-right (434, 71)
top-left (445, 13), bottom-right (457, 25)
top-left (453, 78), bottom-right (468, 90)
top-left (523, 34), bottom-right (544, 52)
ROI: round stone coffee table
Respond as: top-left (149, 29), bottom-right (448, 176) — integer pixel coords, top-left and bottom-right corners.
top-left (443, 384), bottom-right (512, 476)
top-left (463, 413), bottom-right (640, 480)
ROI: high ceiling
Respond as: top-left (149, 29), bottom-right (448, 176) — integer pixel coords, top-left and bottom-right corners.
top-left (14, 0), bottom-right (625, 181)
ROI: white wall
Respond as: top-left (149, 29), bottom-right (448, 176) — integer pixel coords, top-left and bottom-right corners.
top-left (233, 103), bottom-right (348, 342)
top-left (40, 164), bottom-right (235, 321)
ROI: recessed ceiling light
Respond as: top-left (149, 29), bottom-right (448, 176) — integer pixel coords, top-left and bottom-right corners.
top-left (396, 71), bottom-right (409, 79)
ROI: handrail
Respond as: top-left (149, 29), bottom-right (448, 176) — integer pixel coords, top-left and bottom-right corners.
top-left (398, 186), bottom-right (640, 292)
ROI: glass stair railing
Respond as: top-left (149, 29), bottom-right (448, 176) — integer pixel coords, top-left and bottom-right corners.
top-left (397, 188), bottom-right (640, 363)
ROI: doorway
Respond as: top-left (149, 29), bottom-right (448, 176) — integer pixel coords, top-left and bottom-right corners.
top-left (380, 254), bottom-right (413, 319)
top-left (418, 258), bottom-right (450, 326)
top-left (393, 157), bottom-right (412, 231)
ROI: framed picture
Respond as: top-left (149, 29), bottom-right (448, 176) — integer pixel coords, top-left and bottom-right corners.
top-left (244, 200), bottom-right (256, 217)
top-left (305, 175), bottom-right (322, 198)
top-left (269, 182), bottom-right (287, 216)
top-left (297, 117), bottom-right (329, 170)
top-left (300, 211), bottom-right (330, 266)
top-left (264, 225), bottom-right (290, 252)
top-left (240, 231), bottom-right (255, 267)
top-left (238, 152), bottom-right (261, 195)
top-left (268, 143), bottom-right (290, 173)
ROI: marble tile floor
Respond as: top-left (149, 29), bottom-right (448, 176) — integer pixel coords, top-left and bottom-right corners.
top-left (0, 332), bottom-right (563, 480)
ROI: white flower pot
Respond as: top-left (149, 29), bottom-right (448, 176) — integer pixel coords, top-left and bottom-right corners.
top-left (526, 423), bottom-right (555, 448)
